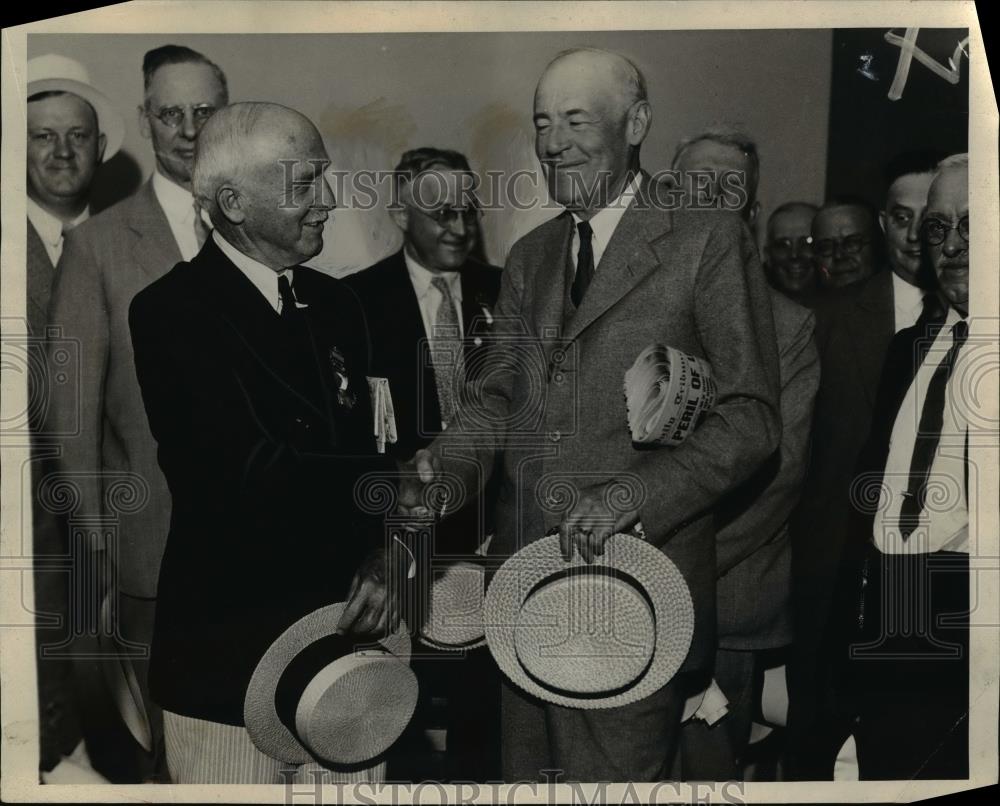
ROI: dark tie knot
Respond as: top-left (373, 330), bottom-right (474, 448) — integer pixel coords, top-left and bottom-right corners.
top-left (577, 220), bottom-right (594, 241)
top-left (278, 274), bottom-right (297, 317)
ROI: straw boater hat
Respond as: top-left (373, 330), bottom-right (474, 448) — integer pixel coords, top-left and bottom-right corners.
top-left (483, 532), bottom-right (694, 709)
top-left (244, 603), bottom-right (418, 766)
top-left (27, 54), bottom-right (124, 160)
top-left (419, 560), bottom-right (488, 651)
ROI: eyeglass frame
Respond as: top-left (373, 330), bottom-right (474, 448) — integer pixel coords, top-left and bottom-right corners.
top-left (769, 235), bottom-right (814, 258)
top-left (145, 103), bottom-right (218, 129)
top-left (407, 203), bottom-right (483, 229)
top-left (920, 215), bottom-right (969, 246)
top-left (811, 234), bottom-right (872, 258)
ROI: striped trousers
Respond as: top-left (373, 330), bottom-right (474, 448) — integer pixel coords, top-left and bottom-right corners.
top-left (163, 710), bottom-right (386, 784)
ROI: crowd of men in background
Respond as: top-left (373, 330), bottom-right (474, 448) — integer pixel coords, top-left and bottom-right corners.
top-left (24, 43), bottom-right (973, 785)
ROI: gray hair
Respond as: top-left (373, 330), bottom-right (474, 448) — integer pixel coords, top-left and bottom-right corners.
top-left (937, 152), bottom-right (969, 170)
top-left (672, 126), bottom-right (760, 205)
top-left (192, 102), bottom-right (273, 221)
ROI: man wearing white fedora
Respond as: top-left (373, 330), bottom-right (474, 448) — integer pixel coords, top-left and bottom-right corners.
top-left (25, 53), bottom-right (122, 778)
top-left (45, 44), bottom-right (228, 780)
top-left (406, 47), bottom-right (781, 781)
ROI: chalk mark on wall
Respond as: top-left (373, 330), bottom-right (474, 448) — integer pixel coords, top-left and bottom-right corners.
top-left (884, 28), bottom-right (970, 101)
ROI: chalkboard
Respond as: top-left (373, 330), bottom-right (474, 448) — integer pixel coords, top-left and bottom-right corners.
top-left (826, 28), bottom-right (970, 208)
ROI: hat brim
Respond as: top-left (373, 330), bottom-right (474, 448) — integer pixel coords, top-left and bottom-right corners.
top-left (27, 78), bottom-right (124, 161)
top-left (418, 560), bottom-right (488, 651)
top-left (483, 534), bottom-right (694, 709)
top-left (244, 603), bottom-right (412, 765)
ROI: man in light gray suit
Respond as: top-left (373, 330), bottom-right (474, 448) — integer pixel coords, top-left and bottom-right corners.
top-left (673, 131), bottom-right (820, 779)
top-left (45, 44), bottom-right (227, 780)
top-left (406, 48), bottom-right (781, 781)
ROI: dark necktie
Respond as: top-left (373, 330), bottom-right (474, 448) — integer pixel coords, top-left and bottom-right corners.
top-left (278, 274), bottom-right (299, 320)
top-left (571, 220), bottom-right (595, 307)
top-left (898, 318), bottom-right (968, 540)
top-left (916, 292), bottom-right (947, 332)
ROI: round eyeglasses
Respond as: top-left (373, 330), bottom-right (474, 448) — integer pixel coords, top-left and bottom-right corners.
top-left (920, 216), bottom-right (969, 246)
top-left (812, 234), bottom-right (871, 258)
top-left (149, 104), bottom-right (218, 129)
top-left (410, 204), bottom-right (482, 229)
top-left (769, 236), bottom-right (813, 259)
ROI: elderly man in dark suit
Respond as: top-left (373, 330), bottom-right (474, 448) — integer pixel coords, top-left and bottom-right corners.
top-left (672, 130), bottom-right (820, 780)
top-left (407, 47), bottom-right (781, 781)
top-left (25, 52), bottom-right (122, 778)
top-left (45, 45), bottom-right (227, 779)
top-left (130, 101), bottom-right (408, 783)
top-left (345, 147), bottom-right (502, 781)
top-left (785, 152), bottom-right (945, 778)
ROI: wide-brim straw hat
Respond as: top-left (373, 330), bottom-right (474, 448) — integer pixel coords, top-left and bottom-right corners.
top-left (244, 603), bottom-right (417, 766)
top-left (419, 560), bottom-right (488, 651)
top-left (27, 54), bottom-right (124, 160)
top-left (483, 533), bottom-right (694, 709)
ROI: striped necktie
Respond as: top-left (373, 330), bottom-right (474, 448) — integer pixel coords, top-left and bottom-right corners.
top-left (430, 275), bottom-right (465, 426)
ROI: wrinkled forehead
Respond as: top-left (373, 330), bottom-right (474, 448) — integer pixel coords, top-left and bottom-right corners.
top-left (813, 205), bottom-right (871, 236)
top-left (27, 92), bottom-right (97, 129)
top-left (406, 168), bottom-right (474, 207)
top-left (534, 55), bottom-right (627, 116)
top-left (925, 167), bottom-right (969, 218)
top-left (146, 61), bottom-right (225, 107)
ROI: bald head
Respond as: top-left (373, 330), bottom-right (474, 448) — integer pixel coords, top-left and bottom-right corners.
top-left (193, 101), bottom-right (333, 270)
top-left (533, 48), bottom-right (651, 217)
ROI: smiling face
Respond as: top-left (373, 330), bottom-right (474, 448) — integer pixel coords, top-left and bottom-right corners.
top-left (811, 204), bottom-right (876, 289)
top-left (27, 93), bottom-right (105, 211)
top-left (765, 205), bottom-right (818, 295)
top-left (533, 51), bottom-right (649, 217)
top-left (881, 172), bottom-right (935, 285)
top-left (140, 61), bottom-right (227, 188)
top-left (395, 168), bottom-right (476, 272)
top-left (237, 118), bottom-right (334, 269)
top-left (673, 138), bottom-right (757, 222)
top-left (924, 165), bottom-right (969, 315)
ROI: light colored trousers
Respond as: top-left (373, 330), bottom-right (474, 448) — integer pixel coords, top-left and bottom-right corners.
top-left (163, 710), bottom-right (386, 784)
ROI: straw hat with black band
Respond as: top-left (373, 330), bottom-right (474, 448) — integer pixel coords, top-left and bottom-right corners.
top-left (244, 603), bottom-right (418, 767)
top-left (26, 54), bottom-right (124, 160)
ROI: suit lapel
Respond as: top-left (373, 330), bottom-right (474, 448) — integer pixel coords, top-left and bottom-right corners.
top-left (127, 181), bottom-right (184, 283)
top-left (531, 213), bottom-right (574, 338)
top-left (26, 219), bottom-right (56, 323)
top-left (844, 271), bottom-right (895, 407)
top-left (563, 179), bottom-right (669, 343)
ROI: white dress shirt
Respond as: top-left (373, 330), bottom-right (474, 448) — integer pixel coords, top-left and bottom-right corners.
top-left (152, 170), bottom-right (202, 262)
top-left (891, 271), bottom-right (925, 333)
top-left (27, 197), bottom-right (88, 266)
top-left (570, 175), bottom-right (641, 272)
top-left (874, 307), bottom-right (969, 554)
top-left (404, 249), bottom-right (464, 338)
top-left (213, 231), bottom-right (293, 314)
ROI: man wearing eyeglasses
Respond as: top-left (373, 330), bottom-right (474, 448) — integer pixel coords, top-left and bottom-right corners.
top-left (344, 147), bottom-right (502, 781)
top-left (810, 200), bottom-right (878, 291)
top-left (45, 44), bottom-right (228, 781)
top-left (785, 152), bottom-right (948, 778)
top-left (842, 153), bottom-right (971, 780)
top-left (764, 202), bottom-right (820, 305)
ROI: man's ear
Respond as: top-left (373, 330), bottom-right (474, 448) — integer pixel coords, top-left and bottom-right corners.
top-left (627, 101), bottom-right (652, 147)
top-left (96, 132), bottom-right (107, 164)
top-left (216, 185), bottom-right (245, 225)
top-left (138, 105), bottom-right (151, 140)
top-left (878, 210), bottom-right (887, 234)
top-left (748, 200), bottom-right (761, 228)
top-left (388, 205), bottom-right (409, 233)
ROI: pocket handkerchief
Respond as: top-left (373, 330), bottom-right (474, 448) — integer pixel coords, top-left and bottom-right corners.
top-left (366, 376), bottom-right (398, 454)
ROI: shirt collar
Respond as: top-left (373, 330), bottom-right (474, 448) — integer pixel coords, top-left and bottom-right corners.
top-left (26, 197), bottom-right (88, 247)
top-left (213, 230), bottom-right (291, 310)
top-left (403, 248), bottom-right (463, 302)
top-left (571, 174), bottom-right (641, 253)
top-left (891, 271), bottom-right (924, 312)
top-left (152, 169), bottom-right (195, 227)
